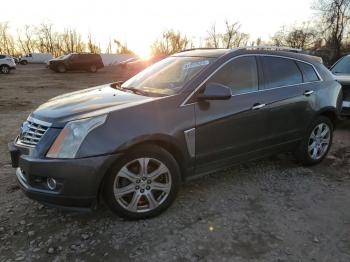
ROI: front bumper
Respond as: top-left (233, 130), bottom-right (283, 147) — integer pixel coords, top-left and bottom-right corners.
top-left (8, 142), bottom-right (120, 209)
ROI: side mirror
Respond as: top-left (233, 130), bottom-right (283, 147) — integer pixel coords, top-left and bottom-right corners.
top-left (197, 82), bottom-right (231, 101)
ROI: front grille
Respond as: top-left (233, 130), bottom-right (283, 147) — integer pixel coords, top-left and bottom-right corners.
top-left (17, 117), bottom-right (51, 147)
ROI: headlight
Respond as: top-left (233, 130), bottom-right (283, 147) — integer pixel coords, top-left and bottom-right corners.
top-left (46, 114), bottom-right (107, 158)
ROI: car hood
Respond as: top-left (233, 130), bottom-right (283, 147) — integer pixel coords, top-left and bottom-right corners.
top-left (31, 84), bottom-right (154, 126)
top-left (334, 74), bottom-right (350, 85)
top-left (49, 58), bottom-right (64, 63)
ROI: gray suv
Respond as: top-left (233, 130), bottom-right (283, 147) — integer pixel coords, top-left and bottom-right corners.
top-left (9, 48), bottom-right (342, 219)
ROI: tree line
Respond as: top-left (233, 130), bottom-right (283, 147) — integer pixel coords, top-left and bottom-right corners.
top-left (1, 0), bottom-right (349, 65)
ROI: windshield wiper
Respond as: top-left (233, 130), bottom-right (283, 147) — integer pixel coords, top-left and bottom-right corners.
top-left (125, 87), bottom-right (150, 96)
top-left (111, 83), bottom-right (150, 96)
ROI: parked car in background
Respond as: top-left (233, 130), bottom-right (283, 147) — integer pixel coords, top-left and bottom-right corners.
top-left (11, 56), bottom-right (20, 64)
top-left (48, 53), bottom-right (104, 73)
top-left (0, 54), bottom-right (16, 74)
top-left (9, 47), bottom-right (342, 219)
top-left (20, 53), bottom-right (53, 65)
top-left (118, 57), bottom-right (138, 69)
top-left (123, 55), bottom-right (167, 75)
top-left (330, 54), bottom-right (350, 116)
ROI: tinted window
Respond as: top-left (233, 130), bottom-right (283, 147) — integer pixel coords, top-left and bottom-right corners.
top-left (208, 56), bottom-right (258, 95)
top-left (262, 57), bottom-right (302, 89)
top-left (297, 62), bottom-right (319, 82)
top-left (0, 55), bottom-right (6, 59)
top-left (331, 56), bottom-right (350, 74)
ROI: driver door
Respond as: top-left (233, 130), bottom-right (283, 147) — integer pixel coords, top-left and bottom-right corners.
top-left (194, 56), bottom-right (269, 173)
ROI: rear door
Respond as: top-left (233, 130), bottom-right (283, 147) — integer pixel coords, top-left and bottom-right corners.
top-left (257, 56), bottom-right (318, 145)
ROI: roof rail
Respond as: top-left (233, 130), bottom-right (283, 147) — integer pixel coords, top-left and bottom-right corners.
top-left (243, 45), bottom-right (303, 53)
top-left (177, 48), bottom-right (229, 53)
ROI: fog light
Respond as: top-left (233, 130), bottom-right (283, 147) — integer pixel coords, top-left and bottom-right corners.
top-left (47, 177), bottom-right (57, 190)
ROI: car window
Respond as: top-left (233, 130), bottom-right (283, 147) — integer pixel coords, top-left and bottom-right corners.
top-left (121, 56), bottom-right (215, 96)
top-left (0, 55), bottom-right (5, 59)
top-left (207, 56), bottom-right (258, 95)
top-left (297, 62), bottom-right (319, 82)
top-left (331, 56), bottom-right (350, 74)
top-left (262, 56), bottom-right (302, 89)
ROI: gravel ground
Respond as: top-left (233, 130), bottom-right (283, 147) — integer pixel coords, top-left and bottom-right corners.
top-left (1, 65), bottom-right (350, 262)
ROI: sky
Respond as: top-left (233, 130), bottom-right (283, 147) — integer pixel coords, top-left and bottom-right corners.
top-left (2, 0), bottom-right (318, 58)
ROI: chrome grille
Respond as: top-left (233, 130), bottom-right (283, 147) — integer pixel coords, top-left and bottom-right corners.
top-left (17, 117), bottom-right (51, 147)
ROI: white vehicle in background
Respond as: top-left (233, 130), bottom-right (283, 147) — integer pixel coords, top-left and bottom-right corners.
top-left (19, 53), bottom-right (53, 65)
top-left (0, 54), bottom-right (16, 74)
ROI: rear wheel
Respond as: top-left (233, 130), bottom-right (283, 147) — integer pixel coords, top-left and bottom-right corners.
top-left (103, 145), bottom-right (181, 219)
top-left (295, 116), bottom-right (333, 165)
top-left (0, 65), bottom-right (10, 74)
top-left (89, 64), bottom-right (97, 73)
top-left (56, 64), bottom-right (66, 73)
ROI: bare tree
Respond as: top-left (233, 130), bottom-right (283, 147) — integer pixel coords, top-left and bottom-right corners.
top-left (87, 32), bottom-right (101, 53)
top-left (0, 22), bottom-right (16, 55)
top-left (314, 0), bottom-right (350, 61)
top-left (17, 25), bottom-right (36, 54)
top-left (113, 39), bottom-right (134, 54)
top-left (205, 20), bottom-right (249, 48)
top-left (272, 23), bottom-right (317, 49)
top-left (206, 23), bottom-right (221, 48)
top-left (151, 30), bottom-right (190, 56)
top-left (60, 28), bottom-right (85, 54)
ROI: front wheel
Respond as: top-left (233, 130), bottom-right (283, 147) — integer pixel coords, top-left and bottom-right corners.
top-left (0, 65), bottom-right (10, 74)
top-left (56, 64), bottom-right (66, 73)
top-left (295, 116), bottom-right (333, 166)
top-left (103, 145), bottom-right (181, 219)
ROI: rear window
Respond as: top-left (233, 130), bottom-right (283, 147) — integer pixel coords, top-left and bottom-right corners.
top-left (262, 56), bottom-right (303, 89)
top-left (297, 62), bottom-right (319, 82)
top-left (0, 55), bottom-right (6, 59)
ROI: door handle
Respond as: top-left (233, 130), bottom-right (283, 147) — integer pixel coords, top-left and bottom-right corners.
top-left (251, 103), bottom-right (266, 110)
top-left (304, 90), bottom-right (314, 96)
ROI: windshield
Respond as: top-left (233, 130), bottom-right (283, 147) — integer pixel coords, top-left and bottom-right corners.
top-left (331, 55), bottom-right (350, 74)
top-left (121, 56), bottom-right (215, 96)
top-left (59, 54), bottom-right (71, 60)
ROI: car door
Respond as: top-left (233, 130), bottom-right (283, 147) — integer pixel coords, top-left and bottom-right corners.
top-left (68, 54), bottom-right (81, 70)
top-left (256, 55), bottom-right (318, 146)
top-left (194, 55), bottom-right (271, 172)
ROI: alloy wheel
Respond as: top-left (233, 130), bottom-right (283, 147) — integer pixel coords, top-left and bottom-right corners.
top-left (1, 66), bottom-right (9, 74)
top-left (308, 123), bottom-right (330, 160)
top-left (113, 158), bottom-right (172, 213)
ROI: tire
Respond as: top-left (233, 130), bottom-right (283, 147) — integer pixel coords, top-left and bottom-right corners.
top-left (89, 64), bottom-right (97, 73)
top-left (56, 64), bottom-right (66, 73)
top-left (294, 116), bottom-right (333, 166)
top-left (0, 65), bottom-right (10, 74)
top-left (103, 144), bottom-right (181, 219)
top-left (20, 60), bottom-right (28, 65)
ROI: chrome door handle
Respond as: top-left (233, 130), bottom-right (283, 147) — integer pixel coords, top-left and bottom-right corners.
top-left (304, 90), bottom-right (314, 96)
top-left (251, 103), bottom-right (266, 110)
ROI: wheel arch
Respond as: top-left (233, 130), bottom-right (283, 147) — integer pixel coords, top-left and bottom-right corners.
top-left (317, 107), bottom-right (339, 128)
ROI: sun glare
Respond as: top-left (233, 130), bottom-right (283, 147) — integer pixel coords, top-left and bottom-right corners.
top-left (136, 47), bottom-right (152, 60)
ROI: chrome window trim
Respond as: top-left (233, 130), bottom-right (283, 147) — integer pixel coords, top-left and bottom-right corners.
top-left (180, 54), bottom-right (323, 107)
